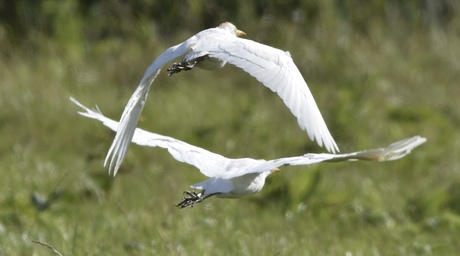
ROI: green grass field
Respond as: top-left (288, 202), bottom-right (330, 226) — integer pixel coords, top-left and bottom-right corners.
top-left (1, 3), bottom-right (460, 255)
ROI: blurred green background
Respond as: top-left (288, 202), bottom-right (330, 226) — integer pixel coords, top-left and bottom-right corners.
top-left (1, 0), bottom-right (459, 255)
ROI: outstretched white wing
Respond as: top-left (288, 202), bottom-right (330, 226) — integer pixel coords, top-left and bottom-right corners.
top-left (104, 39), bottom-right (198, 176)
top-left (192, 36), bottom-right (339, 154)
top-left (71, 98), bottom-right (232, 178)
top-left (234, 136), bottom-right (426, 178)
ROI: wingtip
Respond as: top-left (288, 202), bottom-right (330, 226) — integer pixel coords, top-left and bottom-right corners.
top-left (321, 137), bottom-right (340, 154)
top-left (330, 142), bottom-right (340, 154)
top-left (365, 135), bottom-right (427, 161)
top-left (71, 96), bottom-right (126, 177)
top-left (104, 147), bottom-right (120, 177)
top-left (388, 135), bottom-right (427, 150)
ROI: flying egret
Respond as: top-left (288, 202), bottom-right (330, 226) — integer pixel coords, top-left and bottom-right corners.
top-left (105, 22), bottom-right (339, 176)
top-left (71, 98), bottom-right (426, 209)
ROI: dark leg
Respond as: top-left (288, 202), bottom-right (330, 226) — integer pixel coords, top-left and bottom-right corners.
top-left (167, 61), bottom-right (197, 76)
top-left (176, 190), bottom-right (216, 209)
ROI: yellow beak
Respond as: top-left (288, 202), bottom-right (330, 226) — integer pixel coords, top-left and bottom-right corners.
top-left (236, 29), bottom-right (246, 37)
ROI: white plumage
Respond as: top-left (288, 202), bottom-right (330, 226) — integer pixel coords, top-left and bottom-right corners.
top-left (105, 22), bottom-right (340, 176)
top-left (71, 98), bottom-right (426, 208)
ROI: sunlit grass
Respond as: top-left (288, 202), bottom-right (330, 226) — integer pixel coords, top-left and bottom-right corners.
top-left (1, 15), bottom-right (459, 255)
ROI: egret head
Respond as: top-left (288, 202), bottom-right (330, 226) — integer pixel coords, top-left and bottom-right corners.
top-left (219, 22), bottom-right (246, 37)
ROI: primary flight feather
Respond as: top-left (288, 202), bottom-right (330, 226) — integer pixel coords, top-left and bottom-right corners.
top-left (105, 22), bottom-right (339, 176)
top-left (72, 98), bottom-right (426, 208)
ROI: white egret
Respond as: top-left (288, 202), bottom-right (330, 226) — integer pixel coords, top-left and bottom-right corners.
top-left (105, 22), bottom-right (339, 176)
top-left (71, 98), bottom-right (426, 209)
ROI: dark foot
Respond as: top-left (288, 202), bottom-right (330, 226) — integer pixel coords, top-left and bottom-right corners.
top-left (176, 190), bottom-right (205, 208)
top-left (167, 61), bottom-right (196, 76)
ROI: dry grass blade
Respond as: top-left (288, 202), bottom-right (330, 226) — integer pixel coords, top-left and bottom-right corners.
top-left (32, 240), bottom-right (63, 256)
